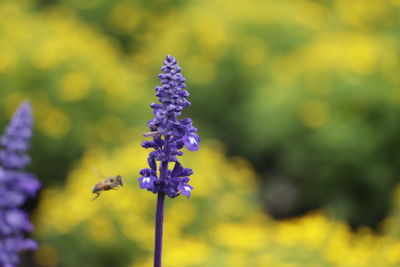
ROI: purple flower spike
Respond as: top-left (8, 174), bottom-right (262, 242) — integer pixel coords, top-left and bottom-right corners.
top-left (138, 56), bottom-right (200, 267)
top-left (0, 101), bottom-right (41, 267)
top-left (0, 102), bottom-right (33, 170)
top-left (138, 55), bottom-right (199, 198)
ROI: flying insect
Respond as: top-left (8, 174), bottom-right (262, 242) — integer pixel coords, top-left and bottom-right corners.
top-left (91, 167), bottom-right (123, 200)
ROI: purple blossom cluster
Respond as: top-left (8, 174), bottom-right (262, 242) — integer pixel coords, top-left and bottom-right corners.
top-left (0, 102), bottom-right (40, 267)
top-left (138, 55), bottom-right (199, 198)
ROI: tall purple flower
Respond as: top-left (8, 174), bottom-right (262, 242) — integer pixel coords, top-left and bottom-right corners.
top-left (0, 102), bottom-right (41, 267)
top-left (138, 55), bottom-right (199, 267)
top-left (138, 55), bottom-right (199, 199)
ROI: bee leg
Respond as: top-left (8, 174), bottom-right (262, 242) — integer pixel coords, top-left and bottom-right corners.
top-left (92, 192), bottom-right (101, 200)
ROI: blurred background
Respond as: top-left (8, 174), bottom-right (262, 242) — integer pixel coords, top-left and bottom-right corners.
top-left (1, 0), bottom-right (400, 266)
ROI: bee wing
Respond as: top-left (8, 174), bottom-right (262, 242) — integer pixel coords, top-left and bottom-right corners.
top-left (92, 166), bottom-right (106, 180)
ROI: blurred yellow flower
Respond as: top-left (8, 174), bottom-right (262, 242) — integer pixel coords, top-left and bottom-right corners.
top-left (109, 0), bottom-right (141, 33)
top-left (60, 71), bottom-right (92, 102)
top-left (0, 46), bottom-right (17, 73)
top-left (38, 106), bottom-right (71, 138)
top-left (88, 216), bottom-right (116, 243)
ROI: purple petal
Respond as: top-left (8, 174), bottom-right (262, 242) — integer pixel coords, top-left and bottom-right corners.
top-left (183, 134), bottom-right (200, 151)
top-left (178, 184), bottom-right (194, 199)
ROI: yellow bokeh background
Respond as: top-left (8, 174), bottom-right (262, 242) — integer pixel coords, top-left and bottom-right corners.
top-left (0, 0), bottom-right (399, 266)
top-left (34, 138), bottom-right (400, 267)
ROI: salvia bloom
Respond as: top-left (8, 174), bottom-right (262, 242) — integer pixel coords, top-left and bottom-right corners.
top-left (138, 55), bottom-right (200, 199)
top-left (0, 102), bottom-right (40, 267)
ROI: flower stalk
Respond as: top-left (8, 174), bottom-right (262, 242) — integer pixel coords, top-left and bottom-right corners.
top-left (154, 191), bottom-right (165, 267)
top-left (154, 160), bottom-right (168, 267)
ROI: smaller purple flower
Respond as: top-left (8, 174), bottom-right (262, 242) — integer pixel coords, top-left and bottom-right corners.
top-left (178, 183), bottom-right (193, 199)
top-left (0, 101), bottom-right (40, 267)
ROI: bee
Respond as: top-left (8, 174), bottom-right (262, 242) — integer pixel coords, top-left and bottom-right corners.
top-left (91, 167), bottom-right (123, 200)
